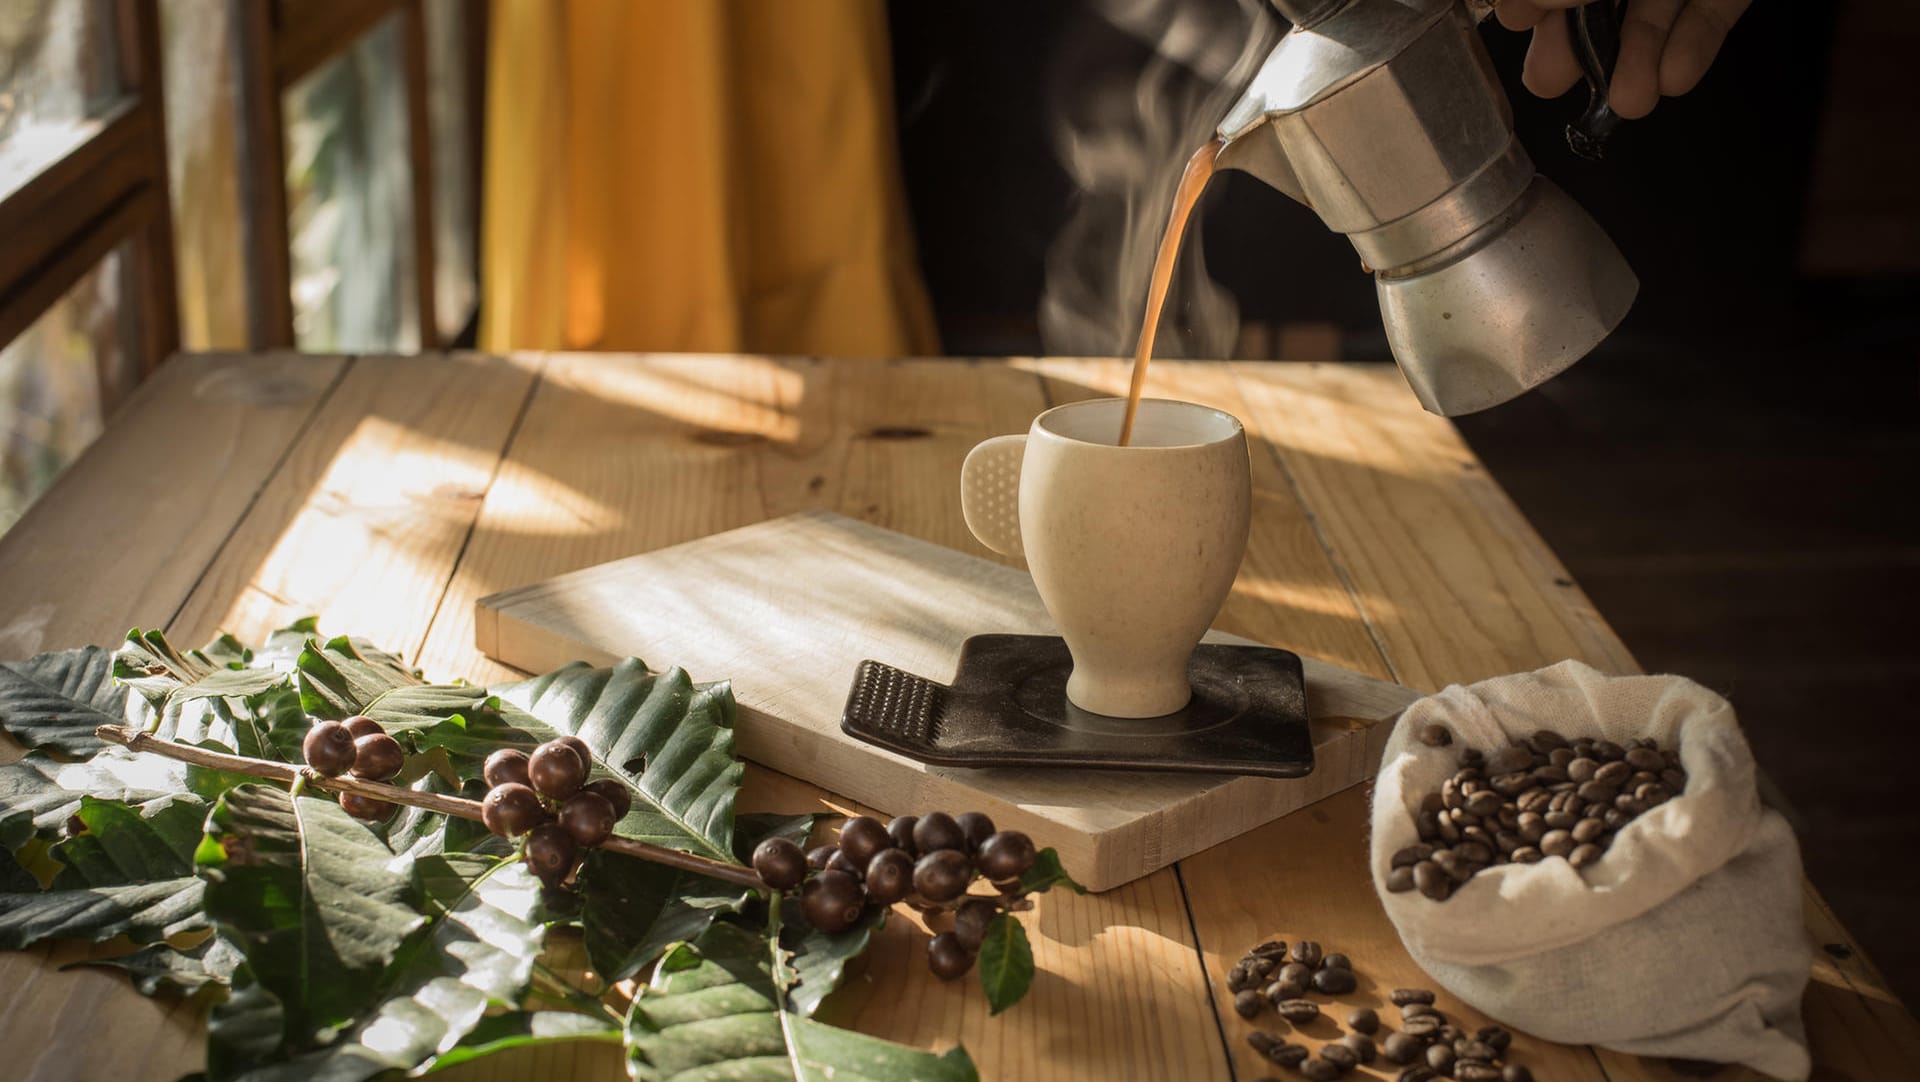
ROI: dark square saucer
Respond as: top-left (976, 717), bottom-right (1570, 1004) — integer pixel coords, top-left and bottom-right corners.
top-left (840, 634), bottom-right (1314, 777)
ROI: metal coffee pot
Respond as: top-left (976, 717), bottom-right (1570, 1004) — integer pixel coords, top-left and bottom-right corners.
top-left (1216, 0), bottom-right (1637, 415)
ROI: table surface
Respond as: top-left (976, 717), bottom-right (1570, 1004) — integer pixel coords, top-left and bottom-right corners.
top-left (0, 351), bottom-right (1911, 1082)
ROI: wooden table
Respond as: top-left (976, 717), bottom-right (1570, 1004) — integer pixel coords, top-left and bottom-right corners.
top-left (0, 352), bottom-right (1912, 1081)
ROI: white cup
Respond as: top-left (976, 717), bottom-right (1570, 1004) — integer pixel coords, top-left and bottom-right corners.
top-left (960, 398), bottom-right (1252, 718)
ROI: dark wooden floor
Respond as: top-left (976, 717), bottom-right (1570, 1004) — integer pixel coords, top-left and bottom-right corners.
top-left (1454, 330), bottom-right (1920, 1006)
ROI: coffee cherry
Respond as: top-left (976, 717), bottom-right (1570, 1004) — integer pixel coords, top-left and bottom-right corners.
top-left (837, 815), bottom-right (891, 866)
top-left (863, 848), bottom-right (914, 905)
top-left (556, 735), bottom-right (594, 771)
top-left (481, 782), bottom-right (547, 837)
top-left (351, 733), bottom-right (405, 781)
top-left (886, 815), bottom-right (919, 855)
top-left (582, 778), bottom-right (632, 820)
top-left (558, 790), bottom-right (617, 848)
top-left (805, 845), bottom-right (837, 871)
top-left (927, 931), bottom-right (974, 980)
top-left (338, 791), bottom-right (394, 821)
top-left (955, 812), bottom-right (996, 852)
top-left (953, 898), bottom-right (998, 952)
top-left (302, 721), bottom-right (357, 777)
top-left (342, 715), bottom-right (382, 740)
top-left (524, 822), bottom-right (578, 885)
top-left (752, 837), bottom-right (808, 890)
top-left (800, 870), bottom-right (866, 933)
top-left (483, 748), bottom-right (531, 788)
top-left (976, 831), bottom-right (1036, 882)
top-left (827, 849), bottom-right (864, 878)
top-left (912, 812), bottom-right (967, 855)
top-left (913, 849), bottom-right (972, 903)
top-left (528, 740), bottom-right (587, 800)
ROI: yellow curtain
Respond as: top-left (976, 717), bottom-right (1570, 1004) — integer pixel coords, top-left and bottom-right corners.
top-left (481, 0), bottom-right (939, 357)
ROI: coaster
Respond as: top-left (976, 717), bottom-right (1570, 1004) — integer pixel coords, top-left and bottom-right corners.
top-left (841, 634), bottom-right (1315, 777)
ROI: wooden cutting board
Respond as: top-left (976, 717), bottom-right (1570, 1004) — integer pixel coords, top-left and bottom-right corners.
top-left (475, 512), bottom-right (1418, 890)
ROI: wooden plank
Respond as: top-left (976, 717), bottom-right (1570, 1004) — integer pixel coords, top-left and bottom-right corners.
top-left (0, 352), bottom-right (346, 1082)
top-left (167, 352), bottom-right (541, 650)
top-left (0, 352), bottom-right (341, 664)
top-left (413, 354), bottom-right (1230, 1081)
top-left (476, 512), bottom-right (1417, 891)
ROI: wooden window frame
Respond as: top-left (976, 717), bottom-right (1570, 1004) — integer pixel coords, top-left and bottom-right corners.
top-left (0, 0), bottom-right (180, 385)
top-left (234, 0), bottom-right (466, 351)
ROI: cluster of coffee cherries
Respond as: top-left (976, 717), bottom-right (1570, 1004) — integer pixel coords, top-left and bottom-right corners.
top-left (477, 737), bottom-right (632, 888)
top-left (301, 714), bottom-right (408, 820)
top-left (750, 811), bottom-right (1037, 980)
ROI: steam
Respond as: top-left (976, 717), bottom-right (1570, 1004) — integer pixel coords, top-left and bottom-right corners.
top-left (1040, 0), bottom-right (1278, 360)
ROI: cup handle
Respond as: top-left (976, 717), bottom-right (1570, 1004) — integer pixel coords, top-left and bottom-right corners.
top-left (960, 435), bottom-right (1026, 557)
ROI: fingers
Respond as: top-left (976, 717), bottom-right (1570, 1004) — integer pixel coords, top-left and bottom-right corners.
top-left (1522, 12), bottom-right (1584, 99)
top-left (1659, 0), bottom-right (1752, 96)
top-left (1610, 0), bottom-right (1683, 118)
top-left (1497, 0), bottom-right (1549, 31)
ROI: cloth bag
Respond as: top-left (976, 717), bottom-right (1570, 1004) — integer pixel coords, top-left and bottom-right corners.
top-left (1369, 660), bottom-right (1812, 1079)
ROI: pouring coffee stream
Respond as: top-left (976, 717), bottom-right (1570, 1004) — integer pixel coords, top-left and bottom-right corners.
top-left (1118, 138), bottom-right (1223, 448)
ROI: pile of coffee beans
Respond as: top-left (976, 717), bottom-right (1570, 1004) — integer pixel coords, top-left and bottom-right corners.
top-left (1227, 939), bottom-right (1535, 1080)
top-left (752, 811), bottom-right (1037, 981)
top-left (302, 714), bottom-right (408, 821)
top-left (1388, 727), bottom-right (1688, 901)
top-left (478, 738), bottom-right (631, 889)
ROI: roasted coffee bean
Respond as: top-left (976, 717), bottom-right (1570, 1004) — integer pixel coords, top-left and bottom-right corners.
top-left (1515, 810), bottom-right (1547, 841)
top-left (1454, 1039), bottom-right (1497, 1060)
top-left (1233, 989), bottom-right (1265, 1018)
top-left (1275, 998), bottom-right (1320, 1024)
top-left (1459, 747), bottom-right (1485, 767)
top-left (1348, 1007), bottom-right (1380, 1034)
top-left (1570, 843), bottom-right (1603, 868)
top-left (1593, 739), bottom-right (1626, 761)
top-left (1566, 756), bottom-right (1599, 782)
top-left (1269, 1042), bottom-right (1310, 1068)
top-left (1615, 793), bottom-right (1649, 815)
top-left (1496, 805), bottom-right (1521, 829)
top-left (1301, 1059), bottom-right (1342, 1082)
top-left (1288, 940), bottom-right (1324, 968)
top-left (1417, 810), bottom-right (1443, 841)
top-left (1226, 963), bottom-right (1254, 992)
top-left (1576, 780), bottom-right (1619, 805)
top-left (1383, 1032), bottom-right (1425, 1065)
top-left (1638, 782), bottom-right (1671, 806)
top-left (1434, 1024), bottom-right (1464, 1044)
top-left (1623, 745), bottom-right (1665, 772)
top-left (1538, 829), bottom-right (1575, 859)
top-left (1433, 850), bottom-right (1478, 883)
top-left (1486, 744), bottom-right (1533, 775)
top-left (1531, 763), bottom-right (1571, 785)
top-left (1547, 746), bottom-right (1576, 767)
top-left (1426, 1044), bottom-right (1456, 1071)
top-left (1247, 955), bottom-right (1277, 979)
top-left (1252, 939), bottom-right (1288, 958)
top-left (1662, 767), bottom-right (1689, 791)
top-left (1487, 771), bottom-right (1529, 797)
top-left (1312, 966), bottom-right (1357, 995)
top-left (1456, 1062), bottom-right (1502, 1081)
top-left (1319, 1043), bottom-right (1360, 1070)
top-left (1392, 843), bottom-right (1436, 868)
top-left (1419, 724), bottom-right (1454, 747)
top-left (1246, 1031), bottom-right (1280, 1055)
top-left (1510, 845), bottom-right (1543, 863)
top-left (1572, 816), bottom-right (1606, 843)
top-left (1502, 1066), bottom-right (1534, 1082)
top-left (1436, 814), bottom-right (1463, 844)
top-left (1465, 790), bottom-right (1504, 817)
top-left (1595, 759), bottom-right (1633, 785)
top-left (1517, 789), bottom-right (1553, 814)
top-left (1493, 829), bottom-right (1526, 854)
top-left (1454, 841), bottom-right (1493, 864)
top-left (1386, 865), bottom-right (1417, 893)
top-left (1321, 951), bottom-right (1351, 971)
top-left (1476, 1025), bottom-right (1512, 1052)
top-left (1529, 728), bottom-right (1569, 752)
top-left (1413, 860), bottom-right (1452, 900)
top-left (1267, 977), bottom-right (1306, 1002)
top-left (1341, 1033), bottom-right (1378, 1064)
top-left (1604, 806), bottom-right (1632, 830)
top-left (1390, 988), bottom-right (1437, 1006)
top-left (1460, 825), bottom-right (1495, 851)
top-left (1398, 1069), bottom-right (1438, 1082)
top-left (1277, 961), bottom-right (1314, 987)
top-left (1543, 809), bottom-right (1579, 831)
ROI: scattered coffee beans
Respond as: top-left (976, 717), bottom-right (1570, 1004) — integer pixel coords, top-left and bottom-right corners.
top-left (1234, 989), bottom-right (1265, 1019)
top-left (1318, 1042), bottom-right (1359, 1070)
top-left (1347, 1007), bottom-right (1379, 1034)
top-left (1391, 730), bottom-right (1688, 899)
top-left (1339, 1032), bottom-right (1377, 1063)
top-left (1276, 998), bottom-right (1320, 1024)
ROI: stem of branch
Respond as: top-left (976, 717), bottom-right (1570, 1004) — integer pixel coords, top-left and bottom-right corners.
top-left (95, 724), bottom-right (765, 890)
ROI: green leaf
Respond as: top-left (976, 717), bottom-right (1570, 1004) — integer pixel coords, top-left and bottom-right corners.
top-left (1017, 848), bottom-right (1084, 895)
top-left (218, 856), bottom-right (550, 1082)
top-left (575, 813), bottom-right (809, 983)
top-left (197, 785), bottom-right (426, 1050)
top-left (69, 934), bottom-right (243, 995)
top-left (419, 1011), bottom-right (621, 1074)
top-left (113, 629), bottom-right (300, 760)
top-left (294, 637), bottom-right (447, 724)
top-left (494, 659), bottom-right (742, 864)
top-left (0, 645), bottom-right (127, 756)
top-left (0, 795), bottom-right (209, 946)
top-left (977, 913), bottom-right (1035, 1015)
top-left (785, 900), bottom-right (886, 1019)
top-left (625, 919), bottom-right (978, 1082)
top-left (0, 749), bottom-right (192, 851)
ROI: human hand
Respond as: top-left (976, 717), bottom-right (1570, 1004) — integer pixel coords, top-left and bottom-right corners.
top-left (1496, 0), bottom-right (1753, 118)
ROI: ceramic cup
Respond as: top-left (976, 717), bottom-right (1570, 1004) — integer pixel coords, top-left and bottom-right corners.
top-left (960, 398), bottom-right (1252, 718)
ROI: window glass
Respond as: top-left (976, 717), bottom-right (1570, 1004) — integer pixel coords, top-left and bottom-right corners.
top-left (160, 0), bottom-right (248, 349)
top-left (427, 0), bottom-right (477, 343)
top-left (0, 0), bottom-right (122, 200)
top-left (0, 247), bottom-right (133, 533)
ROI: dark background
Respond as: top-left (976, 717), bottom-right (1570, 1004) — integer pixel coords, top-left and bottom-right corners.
top-left (888, 0), bottom-right (1920, 1005)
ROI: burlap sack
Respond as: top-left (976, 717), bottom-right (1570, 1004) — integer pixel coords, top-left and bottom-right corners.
top-left (1369, 661), bottom-right (1812, 1079)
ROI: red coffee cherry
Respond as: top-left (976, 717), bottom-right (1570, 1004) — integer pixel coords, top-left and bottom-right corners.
top-left (342, 715), bottom-right (383, 740)
top-left (955, 812), bottom-right (996, 852)
top-left (752, 837), bottom-right (808, 890)
top-left (863, 849), bottom-right (914, 905)
top-left (524, 822), bottom-right (578, 886)
top-left (528, 740), bottom-right (587, 800)
top-left (351, 733), bottom-right (405, 781)
top-left (581, 778), bottom-right (632, 820)
top-left (338, 791), bottom-right (394, 821)
top-left (302, 721), bottom-right (357, 777)
top-left (976, 831), bottom-right (1036, 882)
top-left (800, 870), bottom-right (866, 934)
top-left (837, 816), bottom-right (891, 866)
top-left (912, 812), bottom-right (966, 855)
top-left (953, 898), bottom-right (999, 952)
top-left (481, 783), bottom-right (547, 837)
top-left (927, 931), bottom-right (974, 980)
top-left (483, 748), bottom-right (532, 789)
top-left (558, 790), bottom-right (617, 848)
top-left (912, 849), bottom-right (973, 904)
